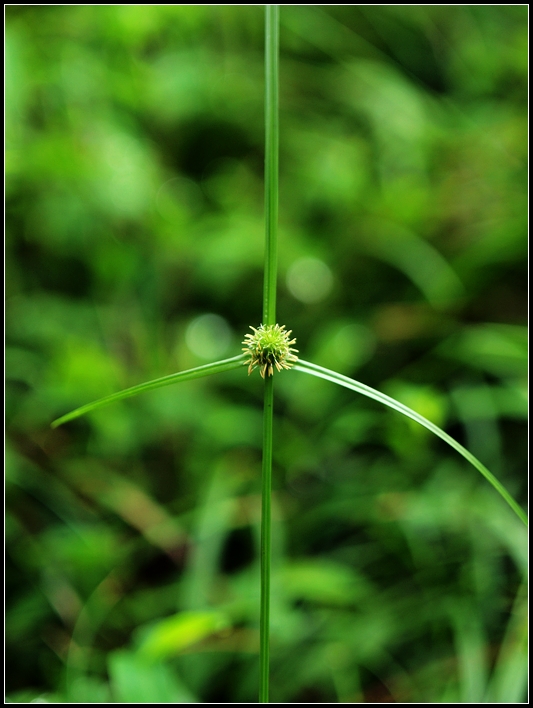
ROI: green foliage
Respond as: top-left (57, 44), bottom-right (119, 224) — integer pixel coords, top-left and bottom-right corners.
top-left (6, 5), bottom-right (527, 703)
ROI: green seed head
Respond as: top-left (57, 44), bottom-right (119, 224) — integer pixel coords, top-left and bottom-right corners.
top-left (242, 324), bottom-right (299, 378)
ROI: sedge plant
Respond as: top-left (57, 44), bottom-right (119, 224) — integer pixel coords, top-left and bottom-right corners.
top-left (51, 5), bottom-right (527, 703)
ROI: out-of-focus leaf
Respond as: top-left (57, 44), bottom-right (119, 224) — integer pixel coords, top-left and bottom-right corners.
top-left (108, 649), bottom-right (196, 703)
top-left (136, 610), bottom-right (230, 661)
top-left (438, 324), bottom-right (527, 378)
top-left (484, 585), bottom-right (527, 703)
top-left (281, 559), bottom-right (372, 606)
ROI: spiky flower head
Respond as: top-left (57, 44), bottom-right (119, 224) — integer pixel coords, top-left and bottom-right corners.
top-left (242, 324), bottom-right (298, 378)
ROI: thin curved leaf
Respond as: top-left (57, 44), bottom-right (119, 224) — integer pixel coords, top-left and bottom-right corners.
top-left (51, 354), bottom-right (247, 428)
top-left (294, 359), bottom-right (527, 527)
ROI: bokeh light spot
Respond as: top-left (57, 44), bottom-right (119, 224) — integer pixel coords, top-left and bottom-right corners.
top-left (286, 257), bottom-right (333, 304)
top-left (185, 313), bottom-right (231, 360)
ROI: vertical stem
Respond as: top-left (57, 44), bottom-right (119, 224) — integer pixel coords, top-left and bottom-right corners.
top-left (263, 4), bottom-right (279, 327)
top-left (260, 4), bottom-right (279, 703)
top-left (259, 374), bottom-right (274, 703)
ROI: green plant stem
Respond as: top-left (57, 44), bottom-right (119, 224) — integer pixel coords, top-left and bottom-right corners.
top-left (259, 5), bottom-right (279, 703)
top-left (259, 374), bottom-right (274, 703)
top-left (294, 359), bottom-right (527, 527)
top-left (263, 4), bottom-right (279, 327)
top-left (51, 354), bottom-right (246, 428)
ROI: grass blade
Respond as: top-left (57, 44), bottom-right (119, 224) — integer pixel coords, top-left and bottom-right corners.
top-left (260, 374), bottom-right (274, 703)
top-left (263, 3), bottom-right (279, 327)
top-left (51, 354), bottom-right (246, 428)
top-left (294, 359), bottom-right (527, 527)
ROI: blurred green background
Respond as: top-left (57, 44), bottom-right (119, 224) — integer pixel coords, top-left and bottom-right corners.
top-left (5, 5), bottom-right (527, 703)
